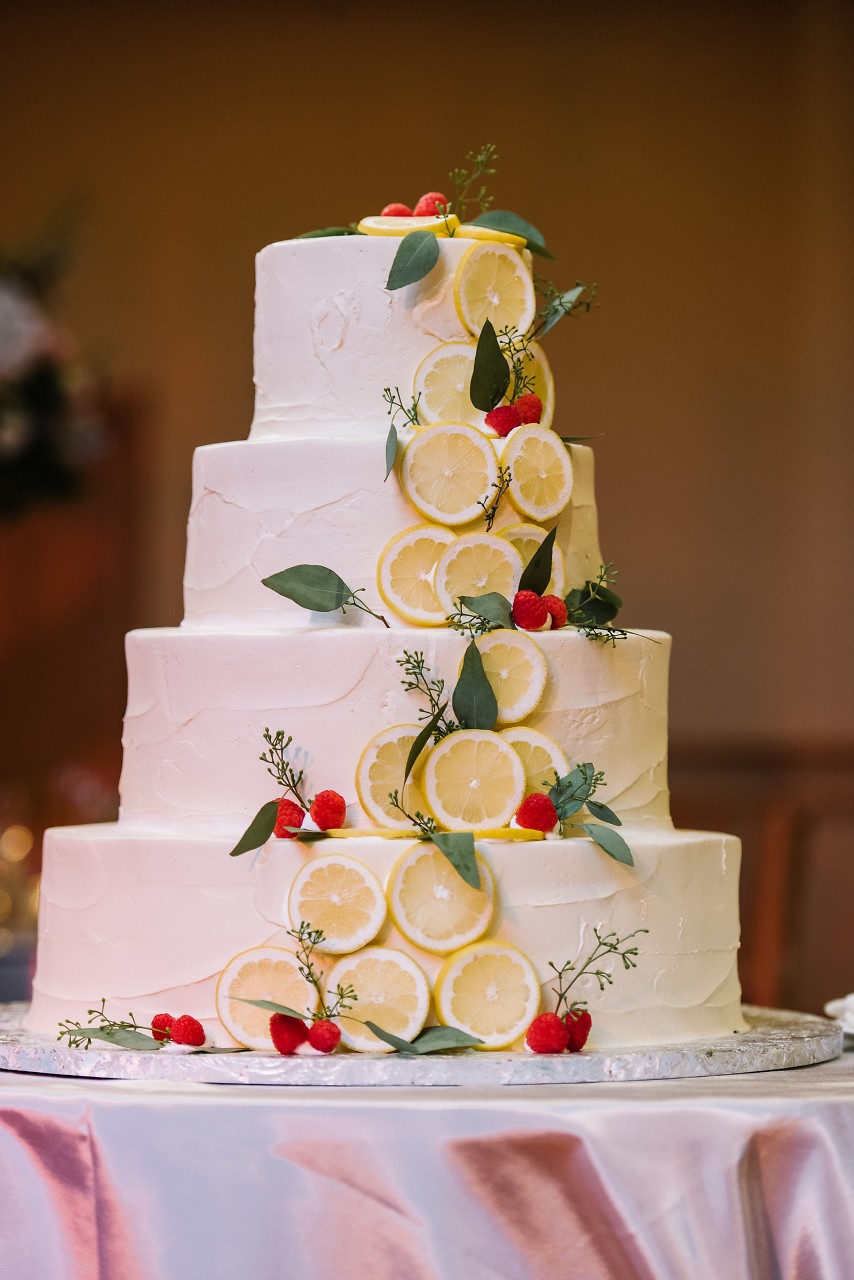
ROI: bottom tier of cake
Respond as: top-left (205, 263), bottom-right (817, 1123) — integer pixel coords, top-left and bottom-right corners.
top-left (27, 822), bottom-right (747, 1050)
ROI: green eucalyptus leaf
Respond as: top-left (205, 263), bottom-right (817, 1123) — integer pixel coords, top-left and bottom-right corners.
top-left (409, 1026), bottom-right (484, 1052)
top-left (470, 209), bottom-right (554, 259)
top-left (229, 800), bottom-right (278, 857)
top-left (262, 564), bottom-right (351, 613)
top-left (404, 704), bottom-right (448, 783)
top-left (385, 423), bottom-right (398, 481)
top-left (586, 800), bottom-right (622, 826)
top-left (191, 1045), bottom-right (251, 1055)
top-left (581, 822), bottom-right (634, 866)
top-left (452, 640), bottom-right (498, 731)
top-left (458, 592), bottom-right (515, 630)
top-left (430, 831), bottom-right (480, 889)
top-left (82, 1026), bottom-right (162, 1051)
top-left (552, 797), bottom-right (584, 822)
top-left (565, 583), bottom-right (622, 627)
top-left (296, 227), bottom-right (359, 239)
top-left (558, 434), bottom-right (604, 443)
top-left (231, 997), bottom-right (307, 1019)
top-left (386, 230), bottom-right (440, 290)
top-left (470, 319), bottom-right (510, 412)
top-left (518, 527), bottom-right (557, 596)
top-left (536, 285), bottom-right (585, 337)
top-left (363, 1020), bottom-right (420, 1054)
top-left (283, 828), bottom-right (330, 842)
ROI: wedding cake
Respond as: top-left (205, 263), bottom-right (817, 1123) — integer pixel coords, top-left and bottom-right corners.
top-left (27, 174), bottom-right (746, 1055)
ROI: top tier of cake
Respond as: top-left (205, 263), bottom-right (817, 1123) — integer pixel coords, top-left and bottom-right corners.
top-left (252, 236), bottom-right (505, 439)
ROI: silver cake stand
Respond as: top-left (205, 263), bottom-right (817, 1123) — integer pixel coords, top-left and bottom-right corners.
top-left (0, 1005), bottom-right (841, 1086)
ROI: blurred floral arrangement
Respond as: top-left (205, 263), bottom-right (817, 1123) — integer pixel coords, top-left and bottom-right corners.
top-left (0, 210), bottom-right (105, 520)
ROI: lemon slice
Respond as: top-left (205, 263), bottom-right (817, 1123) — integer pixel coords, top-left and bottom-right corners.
top-left (356, 724), bottom-right (429, 830)
top-left (325, 947), bottom-right (430, 1053)
top-left (401, 422), bottom-right (499, 527)
top-left (357, 213), bottom-right (460, 236)
top-left (412, 343), bottom-right (485, 428)
top-left (504, 424), bottom-right (574, 522)
top-left (377, 523), bottom-right (456, 625)
top-left (423, 730), bottom-right (525, 831)
top-left (475, 630), bottom-right (548, 726)
top-left (216, 946), bottom-right (317, 1049)
top-left (456, 224), bottom-right (527, 248)
top-left (434, 941), bottom-right (541, 1049)
top-left (287, 853), bottom-right (386, 953)
top-left (325, 828), bottom-right (414, 840)
top-left (499, 727), bottom-right (568, 795)
top-left (453, 242), bottom-right (536, 339)
top-left (388, 842), bottom-right (494, 954)
top-left (498, 523), bottom-right (566, 597)
top-left (516, 341), bottom-right (555, 429)
top-left (472, 827), bottom-right (544, 841)
top-left (434, 533), bottom-right (523, 614)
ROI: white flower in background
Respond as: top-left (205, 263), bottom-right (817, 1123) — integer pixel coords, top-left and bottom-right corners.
top-left (0, 282), bottom-right (55, 380)
top-left (824, 994), bottom-right (854, 1033)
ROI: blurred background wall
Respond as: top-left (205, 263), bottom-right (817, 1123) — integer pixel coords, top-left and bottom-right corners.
top-left (1, 0), bottom-right (852, 1009)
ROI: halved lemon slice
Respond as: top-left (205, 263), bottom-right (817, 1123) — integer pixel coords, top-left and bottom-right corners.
top-left (453, 242), bottom-right (536, 338)
top-left (388, 842), bottom-right (494, 954)
top-left (215, 946), bottom-right (317, 1049)
top-left (423, 730), bottom-right (525, 831)
top-left (505, 424), bottom-right (574, 522)
top-left (401, 422), bottom-right (499, 526)
top-left (475, 630), bottom-right (548, 725)
top-left (357, 213), bottom-right (460, 236)
top-left (377, 523), bottom-right (456, 625)
top-left (433, 533), bottom-right (523, 613)
top-left (412, 343), bottom-right (484, 428)
top-left (356, 724), bottom-right (429, 830)
top-left (516, 341), bottom-right (555, 429)
top-left (434, 941), bottom-right (541, 1049)
top-left (499, 726), bottom-right (568, 795)
top-left (325, 947), bottom-right (430, 1053)
top-left (456, 224), bottom-right (527, 249)
top-left (325, 828), bottom-right (414, 840)
top-left (287, 854), bottom-right (386, 953)
top-left (498, 523), bottom-right (566, 597)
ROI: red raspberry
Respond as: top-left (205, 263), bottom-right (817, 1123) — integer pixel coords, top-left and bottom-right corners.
top-left (484, 404), bottom-right (522, 437)
top-left (380, 202), bottom-right (412, 217)
top-left (565, 1008), bottom-right (592, 1052)
top-left (309, 790), bottom-right (347, 831)
top-left (270, 1014), bottom-right (309, 1056)
top-left (170, 1014), bottom-right (206, 1047)
top-left (150, 1013), bottom-right (174, 1042)
top-left (274, 798), bottom-right (305, 839)
top-left (516, 793), bottom-right (559, 833)
top-left (307, 1019), bottom-right (342, 1053)
top-left (526, 1012), bottom-right (569, 1054)
top-left (511, 590), bottom-right (550, 631)
top-left (542, 594), bottom-right (568, 629)
top-left (413, 191), bottom-right (450, 217)
top-left (515, 393), bottom-right (543, 424)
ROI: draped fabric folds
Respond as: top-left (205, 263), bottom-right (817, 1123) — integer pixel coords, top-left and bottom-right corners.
top-left (1, 1056), bottom-right (853, 1279)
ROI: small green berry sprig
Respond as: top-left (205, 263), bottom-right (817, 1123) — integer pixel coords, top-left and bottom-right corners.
top-left (549, 927), bottom-right (648, 1016)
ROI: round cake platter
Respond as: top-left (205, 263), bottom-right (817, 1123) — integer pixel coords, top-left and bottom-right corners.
top-left (0, 1004), bottom-right (841, 1087)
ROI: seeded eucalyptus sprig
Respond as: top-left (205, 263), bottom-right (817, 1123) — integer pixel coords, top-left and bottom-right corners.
top-left (260, 728), bottom-right (310, 812)
top-left (497, 325), bottom-right (537, 403)
top-left (449, 143), bottom-right (498, 221)
top-left (547, 763), bottom-right (633, 865)
top-left (263, 563), bottom-right (390, 628)
top-left (397, 651), bottom-right (458, 740)
top-left (382, 386), bottom-right (421, 480)
top-left (564, 563), bottom-right (629, 645)
top-left (388, 789), bottom-right (437, 835)
top-left (532, 277), bottom-right (597, 340)
top-left (58, 999), bottom-right (166, 1051)
top-left (548, 927), bottom-right (648, 1015)
top-left (478, 465), bottom-right (512, 531)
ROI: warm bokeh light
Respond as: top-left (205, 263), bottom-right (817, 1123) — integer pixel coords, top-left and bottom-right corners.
top-left (0, 890), bottom-right (13, 923)
top-left (0, 825), bottom-right (33, 862)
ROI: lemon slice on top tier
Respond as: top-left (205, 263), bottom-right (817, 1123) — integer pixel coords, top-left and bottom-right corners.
top-left (434, 941), bottom-right (541, 1049)
top-left (216, 946), bottom-right (317, 1049)
top-left (423, 730), bottom-right (525, 831)
top-left (356, 724), bottom-right (429, 830)
top-left (413, 342), bottom-right (485, 429)
top-left (377, 524), bottom-right (456, 625)
top-left (475, 630), bottom-right (548, 726)
top-left (498, 523), bottom-right (566, 598)
top-left (453, 242), bottom-right (536, 338)
top-left (387, 843), bottom-right (494, 954)
top-left (433, 533), bottom-right (523, 614)
top-left (287, 854), bottom-right (386, 954)
top-left (401, 423), bottom-right (499, 526)
top-left (499, 726), bottom-right (568, 795)
top-left (504, 424), bottom-right (574, 522)
top-left (456, 224), bottom-right (527, 248)
top-left (324, 947), bottom-right (430, 1053)
top-left (357, 213), bottom-right (460, 236)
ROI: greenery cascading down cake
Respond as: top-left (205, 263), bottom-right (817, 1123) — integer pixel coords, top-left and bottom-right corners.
top-left (27, 155), bottom-right (747, 1056)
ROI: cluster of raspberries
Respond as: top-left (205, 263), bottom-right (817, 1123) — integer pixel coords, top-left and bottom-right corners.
top-left (269, 1014), bottom-right (341, 1056)
top-left (381, 192), bottom-right (450, 218)
top-left (484, 394), bottom-right (543, 437)
top-left (511, 589), bottom-right (567, 632)
top-left (151, 1013), bottom-right (206, 1047)
top-left (526, 1009), bottom-right (593, 1055)
top-left (274, 789), bottom-right (347, 839)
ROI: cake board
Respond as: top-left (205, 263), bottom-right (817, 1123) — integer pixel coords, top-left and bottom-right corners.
top-left (0, 1005), bottom-right (840, 1087)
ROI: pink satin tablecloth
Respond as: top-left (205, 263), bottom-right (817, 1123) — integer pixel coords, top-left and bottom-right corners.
top-left (1, 1053), bottom-right (853, 1279)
